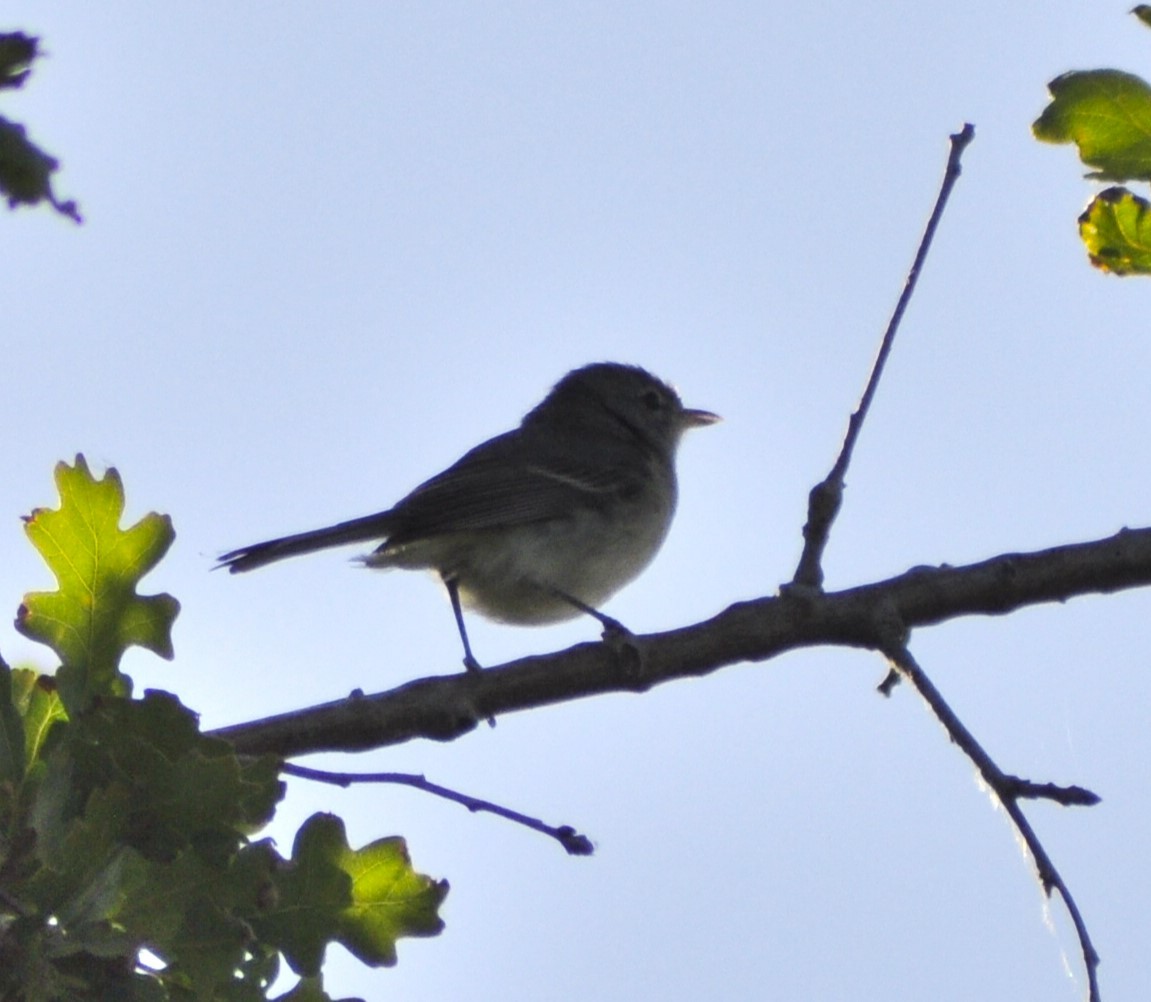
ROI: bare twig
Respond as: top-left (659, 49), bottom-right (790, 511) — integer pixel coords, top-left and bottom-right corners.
top-left (281, 762), bottom-right (594, 856)
top-left (786, 121), bottom-right (1101, 1000)
top-left (1002, 777), bottom-right (1101, 807)
top-left (883, 644), bottom-right (1101, 1002)
top-left (793, 123), bottom-right (975, 589)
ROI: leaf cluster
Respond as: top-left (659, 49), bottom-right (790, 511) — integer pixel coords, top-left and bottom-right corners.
top-left (0, 31), bottom-right (80, 222)
top-left (1033, 9), bottom-right (1151, 274)
top-left (0, 457), bottom-right (447, 1001)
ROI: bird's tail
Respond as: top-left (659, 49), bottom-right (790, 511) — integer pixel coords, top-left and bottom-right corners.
top-left (217, 511), bottom-right (394, 573)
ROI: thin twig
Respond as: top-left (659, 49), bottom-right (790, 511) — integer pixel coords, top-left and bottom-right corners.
top-left (883, 644), bottom-right (1101, 1002)
top-left (793, 123), bottom-right (976, 589)
top-left (1002, 777), bottom-right (1101, 807)
top-left (281, 762), bottom-right (594, 856)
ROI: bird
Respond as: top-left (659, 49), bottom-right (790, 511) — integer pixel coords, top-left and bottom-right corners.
top-left (218, 362), bottom-right (718, 670)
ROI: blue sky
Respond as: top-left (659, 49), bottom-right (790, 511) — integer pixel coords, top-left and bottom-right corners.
top-left (5, 4), bottom-right (1151, 1000)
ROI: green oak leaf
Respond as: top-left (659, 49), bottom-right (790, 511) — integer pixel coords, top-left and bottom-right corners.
top-left (17, 455), bottom-right (180, 714)
top-left (10, 665), bottom-right (67, 767)
top-left (25, 781), bottom-right (146, 917)
top-left (31, 691), bottom-right (282, 866)
top-left (1078, 186), bottom-right (1151, 274)
top-left (155, 895), bottom-right (255, 993)
top-left (256, 813), bottom-right (447, 976)
top-left (339, 830), bottom-right (448, 967)
top-left (28, 781), bottom-right (281, 998)
top-left (0, 656), bottom-right (24, 789)
top-left (83, 691), bottom-right (283, 859)
top-left (1033, 69), bottom-right (1151, 181)
top-left (271, 975), bottom-right (338, 1002)
top-left (114, 845), bottom-right (275, 994)
top-left (1134, 5), bottom-right (1151, 30)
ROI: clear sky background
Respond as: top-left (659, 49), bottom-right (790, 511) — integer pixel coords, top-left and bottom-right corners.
top-left (5, 4), bottom-right (1151, 1000)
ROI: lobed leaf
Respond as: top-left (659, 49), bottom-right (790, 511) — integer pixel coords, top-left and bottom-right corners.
top-left (29, 691), bottom-right (283, 871)
top-left (17, 455), bottom-right (180, 714)
top-left (1033, 69), bottom-right (1151, 181)
top-left (21, 702), bottom-right (286, 998)
top-left (339, 832), bottom-right (449, 966)
top-left (254, 813), bottom-right (447, 976)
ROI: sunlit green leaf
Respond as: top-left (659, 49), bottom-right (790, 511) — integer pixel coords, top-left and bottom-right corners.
top-left (17, 455), bottom-right (180, 713)
top-left (1033, 69), bottom-right (1151, 181)
top-left (1078, 186), bottom-right (1151, 274)
top-left (340, 832), bottom-right (448, 966)
top-left (10, 665), bottom-right (67, 766)
top-left (255, 813), bottom-right (447, 976)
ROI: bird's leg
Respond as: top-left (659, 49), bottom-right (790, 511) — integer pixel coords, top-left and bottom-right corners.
top-left (445, 576), bottom-right (483, 674)
top-left (444, 576), bottom-right (497, 727)
top-left (550, 588), bottom-right (631, 641)
top-left (551, 587), bottom-right (643, 681)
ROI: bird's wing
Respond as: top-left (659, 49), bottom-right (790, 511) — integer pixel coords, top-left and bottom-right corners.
top-left (383, 429), bottom-right (640, 543)
top-left (219, 427), bottom-right (648, 571)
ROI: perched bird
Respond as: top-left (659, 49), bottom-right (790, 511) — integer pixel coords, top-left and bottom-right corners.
top-left (219, 362), bottom-right (718, 670)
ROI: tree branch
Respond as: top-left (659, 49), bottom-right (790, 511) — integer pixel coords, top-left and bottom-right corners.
top-left (211, 525), bottom-right (1151, 758)
top-left (883, 644), bottom-right (1101, 1002)
top-left (793, 123), bottom-right (975, 589)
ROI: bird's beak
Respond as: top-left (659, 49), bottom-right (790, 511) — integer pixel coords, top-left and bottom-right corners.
top-left (680, 408), bottom-right (721, 429)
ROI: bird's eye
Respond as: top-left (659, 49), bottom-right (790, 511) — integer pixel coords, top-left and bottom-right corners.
top-left (642, 389), bottom-right (664, 411)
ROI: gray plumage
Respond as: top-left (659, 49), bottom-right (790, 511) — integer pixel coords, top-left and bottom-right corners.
top-left (218, 362), bottom-right (718, 665)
